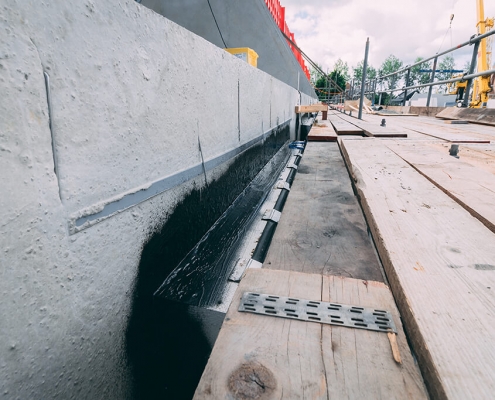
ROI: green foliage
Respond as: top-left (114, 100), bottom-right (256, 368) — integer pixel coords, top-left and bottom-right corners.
top-left (410, 57), bottom-right (431, 93)
top-left (313, 61), bottom-right (348, 101)
top-left (436, 55), bottom-right (455, 93)
top-left (310, 64), bottom-right (323, 86)
top-left (333, 59), bottom-right (350, 81)
top-left (352, 60), bottom-right (377, 82)
top-left (379, 54), bottom-right (403, 90)
top-left (375, 92), bottom-right (390, 106)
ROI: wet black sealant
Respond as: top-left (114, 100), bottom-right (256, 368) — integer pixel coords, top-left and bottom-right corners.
top-left (125, 122), bottom-right (290, 399)
top-left (155, 144), bottom-right (291, 307)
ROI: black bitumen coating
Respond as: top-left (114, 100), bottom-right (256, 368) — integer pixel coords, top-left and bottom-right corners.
top-left (125, 123), bottom-right (290, 399)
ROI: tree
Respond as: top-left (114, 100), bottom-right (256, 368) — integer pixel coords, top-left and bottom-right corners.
top-left (314, 75), bottom-right (328, 101)
top-left (314, 69), bottom-right (347, 102)
top-left (352, 60), bottom-right (377, 82)
top-left (333, 58), bottom-right (350, 82)
top-left (436, 55), bottom-right (455, 93)
top-left (310, 65), bottom-right (323, 86)
top-left (409, 57), bottom-right (432, 93)
top-left (379, 54), bottom-right (403, 91)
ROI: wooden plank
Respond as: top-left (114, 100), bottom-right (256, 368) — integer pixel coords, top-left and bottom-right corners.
top-left (340, 138), bottom-right (495, 400)
top-left (375, 112), bottom-right (419, 116)
top-left (307, 122), bottom-right (338, 142)
top-left (295, 104), bottom-right (328, 113)
top-left (377, 116), bottom-right (491, 143)
top-left (462, 143), bottom-right (495, 174)
top-left (328, 115), bottom-right (364, 135)
top-left (194, 268), bottom-right (427, 399)
top-left (336, 113), bottom-right (408, 138)
top-left (436, 107), bottom-right (495, 127)
top-left (321, 275), bottom-right (427, 399)
top-left (264, 142), bottom-right (384, 281)
top-left (386, 142), bottom-right (495, 234)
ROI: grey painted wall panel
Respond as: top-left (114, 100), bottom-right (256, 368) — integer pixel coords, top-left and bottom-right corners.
top-left (141, 0), bottom-right (316, 96)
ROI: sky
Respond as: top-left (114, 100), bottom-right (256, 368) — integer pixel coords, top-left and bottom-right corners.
top-left (282, 0), bottom-right (495, 75)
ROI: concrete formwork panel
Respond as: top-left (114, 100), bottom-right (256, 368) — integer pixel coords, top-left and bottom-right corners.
top-left (0, 0), bottom-right (316, 398)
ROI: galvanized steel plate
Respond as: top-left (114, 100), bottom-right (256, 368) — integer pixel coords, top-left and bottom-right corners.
top-left (238, 292), bottom-right (397, 333)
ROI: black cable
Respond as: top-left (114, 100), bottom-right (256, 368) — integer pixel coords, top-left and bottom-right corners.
top-left (207, 0), bottom-right (227, 48)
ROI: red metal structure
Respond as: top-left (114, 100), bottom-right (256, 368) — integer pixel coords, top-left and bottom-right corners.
top-left (264, 0), bottom-right (310, 80)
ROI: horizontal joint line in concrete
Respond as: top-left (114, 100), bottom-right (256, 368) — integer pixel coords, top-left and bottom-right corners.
top-left (71, 119), bottom-right (291, 234)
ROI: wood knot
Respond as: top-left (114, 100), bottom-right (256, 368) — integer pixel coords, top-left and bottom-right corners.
top-left (228, 361), bottom-right (276, 399)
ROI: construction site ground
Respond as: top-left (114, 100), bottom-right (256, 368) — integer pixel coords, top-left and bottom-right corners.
top-left (194, 109), bottom-right (495, 399)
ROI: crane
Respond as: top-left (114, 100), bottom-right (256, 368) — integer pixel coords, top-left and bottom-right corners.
top-left (470, 0), bottom-right (494, 107)
top-left (447, 0), bottom-right (493, 107)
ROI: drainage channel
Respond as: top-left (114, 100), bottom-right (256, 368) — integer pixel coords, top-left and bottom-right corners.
top-left (126, 138), bottom-right (304, 399)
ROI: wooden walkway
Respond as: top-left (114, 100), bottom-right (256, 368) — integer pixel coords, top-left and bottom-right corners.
top-left (195, 113), bottom-right (495, 399)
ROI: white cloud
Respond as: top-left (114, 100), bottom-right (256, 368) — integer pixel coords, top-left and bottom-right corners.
top-left (281, 0), bottom-right (495, 74)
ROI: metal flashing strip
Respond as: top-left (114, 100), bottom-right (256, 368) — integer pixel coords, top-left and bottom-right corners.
top-left (246, 259), bottom-right (263, 269)
top-left (238, 292), bottom-right (397, 333)
top-left (262, 209), bottom-right (281, 223)
top-left (276, 181), bottom-right (290, 191)
top-left (71, 119), bottom-right (291, 233)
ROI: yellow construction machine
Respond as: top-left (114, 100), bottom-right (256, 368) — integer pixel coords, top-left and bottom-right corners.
top-left (448, 0), bottom-right (494, 107)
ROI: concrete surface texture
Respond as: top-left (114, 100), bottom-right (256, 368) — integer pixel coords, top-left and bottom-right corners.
top-left (140, 0), bottom-right (315, 97)
top-left (0, 0), bottom-right (316, 398)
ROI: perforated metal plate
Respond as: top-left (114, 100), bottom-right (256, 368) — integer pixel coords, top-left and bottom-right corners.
top-left (238, 292), bottom-right (397, 333)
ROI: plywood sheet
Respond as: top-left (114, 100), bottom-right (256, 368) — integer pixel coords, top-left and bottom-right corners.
top-left (263, 142), bottom-right (383, 281)
top-left (194, 269), bottom-right (427, 399)
top-left (341, 138), bottom-right (495, 400)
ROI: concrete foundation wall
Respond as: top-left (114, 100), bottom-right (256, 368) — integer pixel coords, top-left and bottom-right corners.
top-left (141, 0), bottom-right (316, 97)
top-left (0, 1), bottom-right (316, 398)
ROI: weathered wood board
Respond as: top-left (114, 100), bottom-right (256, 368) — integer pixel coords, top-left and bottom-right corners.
top-left (436, 107), bottom-right (495, 127)
top-left (387, 142), bottom-right (495, 234)
top-left (307, 122), bottom-right (338, 142)
top-left (340, 138), bottom-right (495, 400)
top-left (264, 142), bottom-right (384, 281)
top-left (295, 104), bottom-right (328, 113)
top-left (461, 143), bottom-right (495, 174)
top-left (375, 112), bottom-right (419, 116)
top-left (387, 118), bottom-right (492, 143)
top-left (328, 114), bottom-right (364, 135)
top-left (194, 269), bottom-right (427, 399)
top-left (335, 113), bottom-right (408, 138)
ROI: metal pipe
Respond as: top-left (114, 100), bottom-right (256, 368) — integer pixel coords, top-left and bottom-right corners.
top-left (358, 37), bottom-right (370, 120)
top-left (379, 30), bottom-right (495, 80)
top-left (403, 68), bottom-right (411, 106)
top-left (426, 57), bottom-right (438, 107)
top-left (376, 67), bottom-right (495, 94)
top-left (371, 79), bottom-right (377, 105)
top-left (462, 40), bottom-right (481, 107)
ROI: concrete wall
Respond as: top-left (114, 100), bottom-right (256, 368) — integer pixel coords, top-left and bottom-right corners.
top-left (0, 0), bottom-right (316, 398)
top-left (140, 0), bottom-right (316, 97)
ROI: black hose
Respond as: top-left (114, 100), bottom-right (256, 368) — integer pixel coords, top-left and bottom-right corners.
top-left (251, 151), bottom-right (303, 263)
